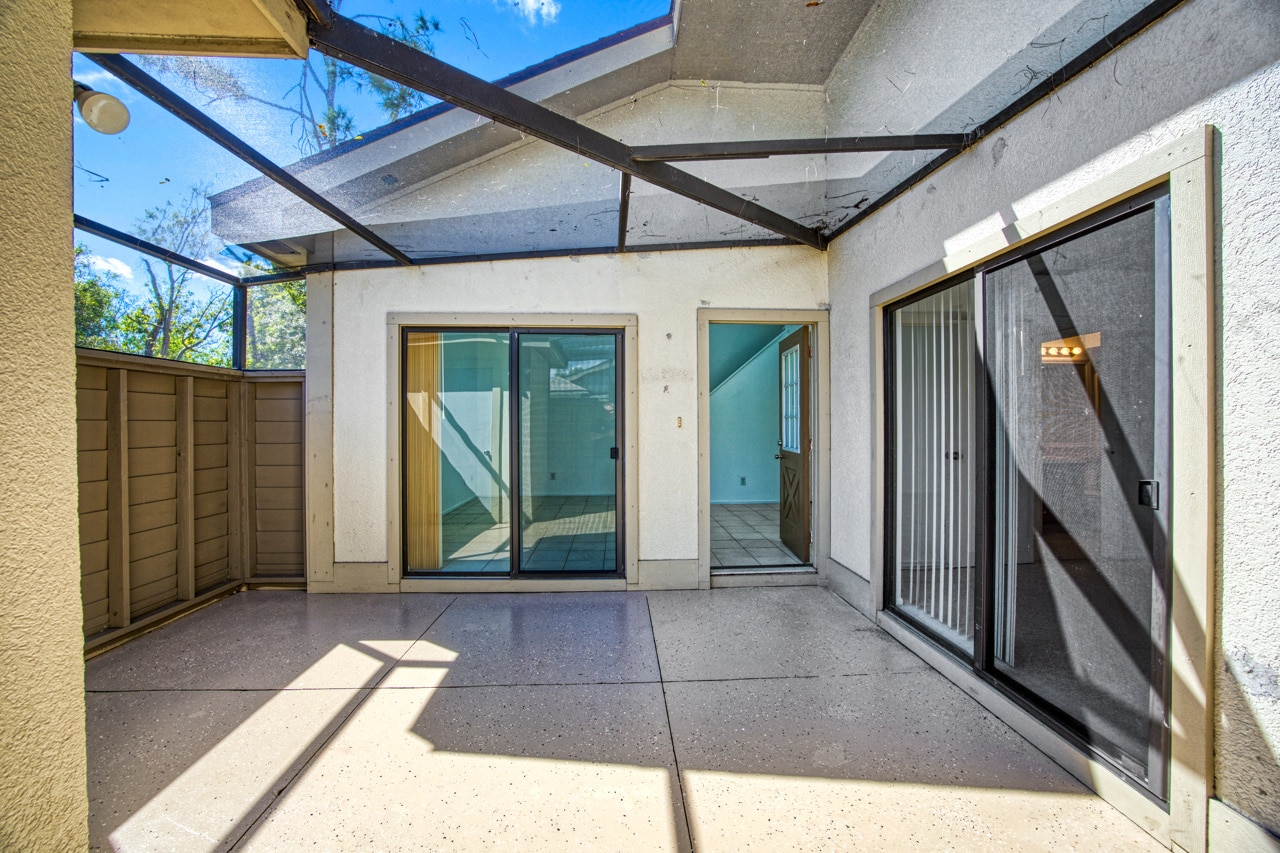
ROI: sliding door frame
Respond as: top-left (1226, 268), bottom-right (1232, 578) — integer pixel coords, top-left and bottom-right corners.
top-left (881, 273), bottom-right (983, 660)
top-left (386, 313), bottom-right (639, 588)
top-left (867, 128), bottom-right (1215, 849)
top-left (884, 185), bottom-right (1173, 797)
top-left (509, 327), bottom-right (626, 579)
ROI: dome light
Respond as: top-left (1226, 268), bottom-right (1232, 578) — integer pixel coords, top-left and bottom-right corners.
top-left (74, 82), bottom-right (130, 135)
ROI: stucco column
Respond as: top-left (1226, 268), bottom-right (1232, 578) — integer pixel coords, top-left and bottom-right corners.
top-left (0, 0), bottom-right (90, 848)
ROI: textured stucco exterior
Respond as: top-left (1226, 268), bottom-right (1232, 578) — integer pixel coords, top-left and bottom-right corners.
top-left (824, 0), bottom-right (1280, 834)
top-left (0, 0), bottom-right (90, 848)
top-left (330, 246), bottom-right (826, 567)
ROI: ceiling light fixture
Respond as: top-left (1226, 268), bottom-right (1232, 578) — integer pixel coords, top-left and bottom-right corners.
top-left (74, 81), bottom-right (130, 134)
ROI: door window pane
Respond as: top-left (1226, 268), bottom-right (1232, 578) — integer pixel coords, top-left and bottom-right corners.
top-left (986, 204), bottom-right (1167, 781)
top-left (517, 333), bottom-right (619, 573)
top-left (781, 345), bottom-right (801, 453)
top-left (404, 331), bottom-right (511, 573)
top-left (887, 279), bottom-right (977, 654)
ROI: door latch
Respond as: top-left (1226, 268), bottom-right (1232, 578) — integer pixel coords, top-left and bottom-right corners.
top-left (610, 447), bottom-right (620, 460)
top-left (1138, 480), bottom-right (1159, 509)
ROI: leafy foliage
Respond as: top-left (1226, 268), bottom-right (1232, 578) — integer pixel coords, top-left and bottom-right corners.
top-left (74, 245), bottom-right (128, 350)
top-left (122, 186), bottom-right (235, 365)
top-left (247, 280), bottom-right (307, 369)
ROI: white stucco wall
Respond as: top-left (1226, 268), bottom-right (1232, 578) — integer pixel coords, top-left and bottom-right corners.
top-left (331, 245), bottom-right (827, 566)
top-left (824, 0), bottom-right (1280, 832)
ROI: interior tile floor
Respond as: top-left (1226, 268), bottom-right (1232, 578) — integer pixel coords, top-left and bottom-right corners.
top-left (85, 587), bottom-right (1162, 852)
top-left (437, 495), bottom-right (617, 573)
top-left (710, 503), bottom-right (803, 568)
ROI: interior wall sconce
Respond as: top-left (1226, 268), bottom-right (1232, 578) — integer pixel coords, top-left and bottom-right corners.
top-left (74, 81), bottom-right (130, 134)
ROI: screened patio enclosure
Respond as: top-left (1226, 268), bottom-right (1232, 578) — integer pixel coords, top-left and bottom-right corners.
top-left (72, 0), bottom-right (1184, 373)
top-left (59, 0), bottom-right (1257, 847)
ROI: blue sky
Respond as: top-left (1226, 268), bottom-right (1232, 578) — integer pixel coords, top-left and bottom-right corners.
top-left (73, 0), bottom-right (669, 290)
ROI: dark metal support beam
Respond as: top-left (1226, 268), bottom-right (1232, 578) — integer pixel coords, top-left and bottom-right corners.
top-left (75, 214), bottom-right (242, 286)
top-left (86, 53), bottom-right (413, 266)
top-left (630, 134), bottom-right (968, 163)
top-left (231, 286), bottom-right (248, 370)
top-left (616, 173), bottom-right (631, 252)
top-left (295, 0), bottom-right (334, 28)
top-left (310, 15), bottom-right (826, 251)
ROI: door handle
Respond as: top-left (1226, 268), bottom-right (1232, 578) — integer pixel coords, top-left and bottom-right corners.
top-left (610, 447), bottom-right (620, 460)
top-left (774, 454), bottom-right (783, 460)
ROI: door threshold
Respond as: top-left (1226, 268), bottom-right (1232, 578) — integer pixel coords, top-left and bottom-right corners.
top-left (400, 576), bottom-right (629, 593)
top-left (710, 567), bottom-right (821, 588)
top-left (712, 565), bottom-right (815, 576)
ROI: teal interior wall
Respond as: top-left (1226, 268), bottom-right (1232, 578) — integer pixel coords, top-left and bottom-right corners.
top-left (539, 346), bottom-right (616, 498)
top-left (438, 335), bottom-right (509, 515)
top-left (435, 335), bottom-right (616, 516)
top-left (709, 325), bottom-right (797, 504)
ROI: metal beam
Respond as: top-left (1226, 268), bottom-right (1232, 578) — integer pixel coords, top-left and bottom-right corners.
top-left (295, 0), bottom-right (333, 28)
top-left (616, 173), bottom-right (631, 252)
top-left (630, 134), bottom-right (968, 163)
top-left (237, 237), bottom-right (795, 284)
top-left (75, 214), bottom-right (242, 286)
top-left (231, 286), bottom-right (248, 369)
top-left (86, 53), bottom-right (413, 266)
top-left (310, 15), bottom-right (826, 251)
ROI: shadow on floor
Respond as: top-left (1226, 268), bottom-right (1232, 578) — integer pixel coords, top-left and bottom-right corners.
top-left (86, 587), bottom-right (1166, 852)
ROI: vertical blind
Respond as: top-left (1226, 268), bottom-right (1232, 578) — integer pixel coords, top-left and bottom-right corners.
top-left (404, 331), bottom-right (442, 570)
top-left (890, 279), bottom-right (977, 653)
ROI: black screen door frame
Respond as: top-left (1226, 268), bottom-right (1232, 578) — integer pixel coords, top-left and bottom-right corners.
top-left (882, 185), bottom-right (1173, 802)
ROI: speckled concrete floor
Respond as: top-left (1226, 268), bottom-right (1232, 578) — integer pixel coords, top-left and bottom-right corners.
top-left (85, 587), bottom-right (1164, 852)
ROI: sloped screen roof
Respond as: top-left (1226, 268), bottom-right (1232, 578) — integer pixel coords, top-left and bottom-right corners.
top-left (72, 0), bottom-right (1179, 284)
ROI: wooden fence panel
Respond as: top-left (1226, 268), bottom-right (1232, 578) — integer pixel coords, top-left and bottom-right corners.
top-left (194, 377), bottom-right (233, 593)
top-left (77, 364), bottom-right (110, 635)
top-left (251, 379), bottom-right (306, 578)
top-left (75, 351), bottom-right (305, 641)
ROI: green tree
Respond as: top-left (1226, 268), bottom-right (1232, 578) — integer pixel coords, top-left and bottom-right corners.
top-left (74, 244), bottom-right (129, 350)
top-left (246, 280), bottom-right (307, 369)
top-left (141, 3), bottom-right (441, 155)
top-left (117, 186), bottom-right (235, 366)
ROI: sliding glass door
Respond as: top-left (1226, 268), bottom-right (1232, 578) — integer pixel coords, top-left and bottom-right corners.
top-left (402, 328), bottom-right (622, 576)
top-left (516, 333), bottom-right (620, 573)
top-left (886, 279), bottom-right (977, 654)
top-left (884, 190), bottom-right (1171, 797)
top-left (985, 201), bottom-right (1169, 787)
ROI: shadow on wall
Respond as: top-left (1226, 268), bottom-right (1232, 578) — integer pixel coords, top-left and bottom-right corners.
top-left (1217, 648), bottom-right (1280, 835)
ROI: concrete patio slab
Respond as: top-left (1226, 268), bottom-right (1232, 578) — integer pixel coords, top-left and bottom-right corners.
top-left (86, 590), bottom-right (455, 690)
top-left (88, 687), bottom-right (369, 851)
top-left (647, 587), bottom-right (927, 681)
top-left (410, 591), bottom-right (660, 687)
top-left (238, 683), bottom-right (688, 852)
top-left (84, 587), bottom-right (1167, 851)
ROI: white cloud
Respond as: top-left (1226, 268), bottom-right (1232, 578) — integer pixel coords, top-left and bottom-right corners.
top-left (88, 256), bottom-right (133, 280)
top-left (505, 0), bottom-right (561, 25)
top-left (72, 68), bottom-right (140, 104)
top-left (201, 256), bottom-right (244, 276)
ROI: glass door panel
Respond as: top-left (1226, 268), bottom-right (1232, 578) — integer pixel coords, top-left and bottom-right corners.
top-left (403, 331), bottom-right (511, 573)
top-left (887, 278), bottom-right (978, 655)
top-left (516, 332), bottom-right (620, 573)
top-left (985, 202), bottom-right (1169, 785)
